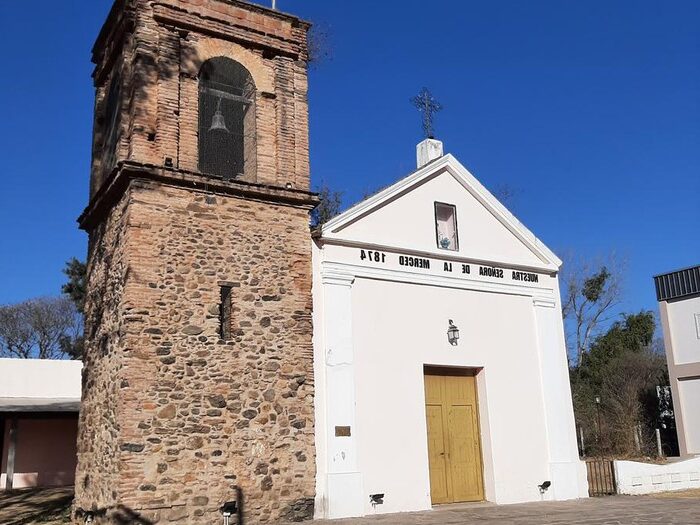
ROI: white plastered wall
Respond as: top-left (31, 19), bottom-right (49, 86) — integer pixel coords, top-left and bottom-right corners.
top-left (0, 358), bottom-right (82, 399)
top-left (615, 456), bottom-right (700, 495)
top-left (312, 256), bottom-right (587, 518)
top-left (352, 277), bottom-right (551, 513)
top-left (664, 295), bottom-right (700, 365)
top-left (327, 170), bottom-right (547, 270)
top-left (658, 294), bottom-right (700, 457)
top-left (677, 378), bottom-right (700, 454)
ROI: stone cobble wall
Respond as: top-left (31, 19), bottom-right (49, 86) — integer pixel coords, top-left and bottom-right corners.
top-left (76, 0), bottom-right (317, 523)
top-left (76, 181), bottom-right (317, 524)
top-left (75, 191), bottom-right (133, 513)
top-left (119, 181), bottom-right (316, 523)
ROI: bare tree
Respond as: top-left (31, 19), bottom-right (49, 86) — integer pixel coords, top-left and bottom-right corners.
top-left (308, 21), bottom-right (333, 67)
top-left (562, 254), bottom-right (624, 365)
top-left (600, 349), bottom-right (666, 456)
top-left (493, 183), bottom-right (521, 211)
top-left (0, 297), bottom-right (81, 360)
top-left (361, 184), bottom-right (385, 201)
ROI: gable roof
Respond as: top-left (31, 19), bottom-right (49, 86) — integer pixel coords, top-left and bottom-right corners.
top-left (320, 154), bottom-right (562, 272)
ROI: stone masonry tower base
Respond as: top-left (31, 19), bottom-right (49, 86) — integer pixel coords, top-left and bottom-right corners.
top-left (74, 1), bottom-right (317, 523)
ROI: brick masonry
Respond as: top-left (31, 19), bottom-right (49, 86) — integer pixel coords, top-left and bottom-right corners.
top-left (75, 1), bottom-right (318, 523)
top-left (89, 0), bottom-right (310, 195)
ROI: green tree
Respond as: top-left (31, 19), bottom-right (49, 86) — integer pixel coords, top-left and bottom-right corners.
top-left (60, 257), bottom-right (87, 359)
top-left (311, 184), bottom-right (343, 228)
top-left (571, 310), bottom-right (668, 457)
top-left (580, 311), bottom-right (655, 381)
top-left (61, 257), bottom-right (87, 314)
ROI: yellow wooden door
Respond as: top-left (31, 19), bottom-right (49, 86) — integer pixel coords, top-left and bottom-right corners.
top-left (424, 369), bottom-right (484, 504)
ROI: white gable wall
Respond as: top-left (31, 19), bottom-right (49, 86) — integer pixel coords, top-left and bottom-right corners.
top-left (331, 170), bottom-right (546, 270)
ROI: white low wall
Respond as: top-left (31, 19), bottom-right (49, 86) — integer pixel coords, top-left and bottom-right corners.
top-left (615, 456), bottom-right (700, 495)
top-left (0, 358), bottom-right (82, 399)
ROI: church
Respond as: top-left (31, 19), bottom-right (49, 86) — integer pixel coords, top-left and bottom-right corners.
top-left (74, 0), bottom-right (586, 523)
top-left (311, 139), bottom-right (588, 518)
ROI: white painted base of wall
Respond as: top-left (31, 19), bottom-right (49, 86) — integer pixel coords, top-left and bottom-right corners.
top-left (325, 472), bottom-right (365, 519)
top-left (549, 460), bottom-right (590, 500)
top-left (615, 456), bottom-right (700, 495)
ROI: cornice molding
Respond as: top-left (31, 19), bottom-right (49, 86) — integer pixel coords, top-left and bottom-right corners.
top-left (320, 271), bottom-right (355, 288)
top-left (533, 299), bottom-right (557, 309)
top-left (78, 161), bottom-right (318, 231)
top-left (319, 238), bottom-right (558, 276)
top-left (321, 261), bottom-right (556, 302)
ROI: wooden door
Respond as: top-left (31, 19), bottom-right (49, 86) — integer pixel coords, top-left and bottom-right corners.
top-left (424, 369), bottom-right (484, 504)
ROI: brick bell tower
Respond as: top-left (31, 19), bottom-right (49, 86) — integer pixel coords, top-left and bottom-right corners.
top-left (75, 1), bottom-right (317, 523)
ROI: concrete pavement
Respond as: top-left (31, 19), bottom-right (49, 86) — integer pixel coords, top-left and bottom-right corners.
top-left (306, 493), bottom-right (700, 525)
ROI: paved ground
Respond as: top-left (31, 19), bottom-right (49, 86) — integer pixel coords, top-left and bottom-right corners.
top-left (0, 487), bottom-right (72, 525)
top-left (310, 492), bottom-right (700, 525)
top-left (0, 488), bottom-right (698, 525)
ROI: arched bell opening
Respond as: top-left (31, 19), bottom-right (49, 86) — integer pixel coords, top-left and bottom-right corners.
top-left (198, 57), bottom-right (257, 181)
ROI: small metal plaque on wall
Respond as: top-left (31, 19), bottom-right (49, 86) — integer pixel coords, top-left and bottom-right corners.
top-left (335, 426), bottom-right (351, 437)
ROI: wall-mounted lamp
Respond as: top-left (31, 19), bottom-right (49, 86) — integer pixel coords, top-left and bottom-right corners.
top-left (538, 480), bottom-right (551, 495)
top-left (447, 320), bottom-right (460, 346)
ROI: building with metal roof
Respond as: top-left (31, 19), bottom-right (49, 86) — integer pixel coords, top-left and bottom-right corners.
top-left (654, 265), bottom-right (700, 458)
top-left (654, 265), bottom-right (700, 302)
top-left (0, 359), bottom-right (82, 490)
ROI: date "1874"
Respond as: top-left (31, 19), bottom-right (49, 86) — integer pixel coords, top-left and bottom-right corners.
top-left (359, 249), bottom-right (386, 264)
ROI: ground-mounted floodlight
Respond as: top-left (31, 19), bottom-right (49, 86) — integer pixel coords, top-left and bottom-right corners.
top-left (221, 501), bottom-right (237, 525)
top-left (370, 493), bottom-right (385, 507)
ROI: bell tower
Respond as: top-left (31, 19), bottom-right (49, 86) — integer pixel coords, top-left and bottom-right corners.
top-left (76, 1), bottom-right (317, 523)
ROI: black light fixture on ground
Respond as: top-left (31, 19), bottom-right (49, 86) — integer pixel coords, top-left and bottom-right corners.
top-left (369, 493), bottom-right (385, 507)
top-left (220, 501), bottom-right (237, 525)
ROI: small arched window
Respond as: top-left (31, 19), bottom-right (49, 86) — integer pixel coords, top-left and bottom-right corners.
top-left (198, 57), bottom-right (256, 179)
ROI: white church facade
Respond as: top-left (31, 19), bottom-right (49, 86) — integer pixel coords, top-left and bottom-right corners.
top-left (311, 140), bottom-right (588, 519)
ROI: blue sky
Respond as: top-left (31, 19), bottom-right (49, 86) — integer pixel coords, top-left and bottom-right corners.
top-left (0, 1), bottom-right (697, 324)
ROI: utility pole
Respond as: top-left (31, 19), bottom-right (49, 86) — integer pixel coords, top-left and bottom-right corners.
top-left (656, 428), bottom-right (663, 457)
top-left (595, 396), bottom-right (603, 455)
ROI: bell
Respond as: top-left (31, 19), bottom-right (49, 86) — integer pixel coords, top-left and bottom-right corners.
top-left (209, 98), bottom-right (229, 133)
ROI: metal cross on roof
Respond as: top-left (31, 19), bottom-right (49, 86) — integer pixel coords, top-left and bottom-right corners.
top-left (411, 87), bottom-right (442, 139)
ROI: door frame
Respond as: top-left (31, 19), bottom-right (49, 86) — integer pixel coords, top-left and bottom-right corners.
top-left (423, 365), bottom-right (486, 505)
